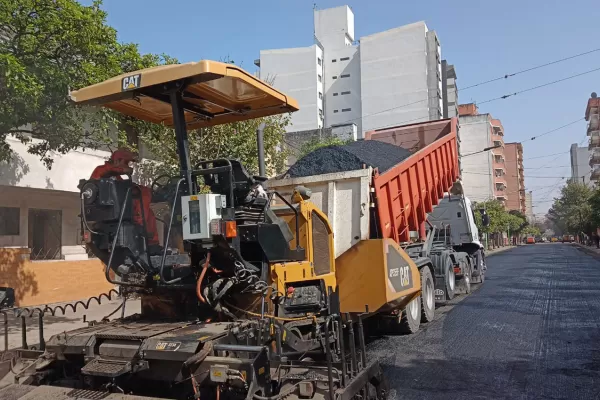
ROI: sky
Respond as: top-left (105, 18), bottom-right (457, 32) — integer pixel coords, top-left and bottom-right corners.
top-left (85, 0), bottom-right (600, 215)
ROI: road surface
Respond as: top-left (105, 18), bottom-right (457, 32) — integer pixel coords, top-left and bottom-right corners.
top-left (368, 244), bottom-right (600, 400)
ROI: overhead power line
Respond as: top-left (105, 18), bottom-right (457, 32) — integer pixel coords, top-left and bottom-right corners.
top-left (461, 47), bottom-right (600, 90)
top-left (478, 66), bottom-right (600, 105)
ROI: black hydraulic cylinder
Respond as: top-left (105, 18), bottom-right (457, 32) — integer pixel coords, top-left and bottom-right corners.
top-left (346, 313), bottom-right (357, 376)
top-left (20, 316), bottom-right (27, 349)
top-left (38, 313), bottom-right (45, 351)
top-left (169, 90), bottom-right (194, 194)
top-left (257, 122), bottom-right (266, 177)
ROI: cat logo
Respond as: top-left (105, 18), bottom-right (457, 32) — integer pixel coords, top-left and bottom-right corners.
top-left (121, 74), bottom-right (141, 91)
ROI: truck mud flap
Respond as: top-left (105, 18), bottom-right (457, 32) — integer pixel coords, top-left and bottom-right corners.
top-left (434, 276), bottom-right (446, 301)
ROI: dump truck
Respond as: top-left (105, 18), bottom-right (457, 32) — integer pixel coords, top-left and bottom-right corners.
top-left (268, 117), bottom-right (484, 333)
top-left (365, 120), bottom-right (487, 293)
top-left (0, 61), bottom-right (477, 400)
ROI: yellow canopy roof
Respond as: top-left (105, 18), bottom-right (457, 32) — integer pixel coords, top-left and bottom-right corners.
top-left (69, 60), bottom-right (299, 129)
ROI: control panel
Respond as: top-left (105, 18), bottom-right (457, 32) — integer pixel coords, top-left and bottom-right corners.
top-left (181, 194), bottom-right (227, 240)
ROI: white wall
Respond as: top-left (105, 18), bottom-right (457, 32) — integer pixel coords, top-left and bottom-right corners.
top-left (0, 135), bottom-right (110, 192)
top-left (0, 186), bottom-right (83, 252)
top-left (570, 144), bottom-right (592, 185)
top-left (324, 46), bottom-right (362, 133)
top-left (314, 5), bottom-right (354, 48)
top-left (459, 115), bottom-right (494, 203)
top-left (360, 22), bottom-right (430, 133)
top-left (259, 46), bottom-right (320, 132)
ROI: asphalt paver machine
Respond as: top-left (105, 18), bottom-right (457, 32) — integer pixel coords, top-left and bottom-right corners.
top-left (0, 61), bottom-right (388, 400)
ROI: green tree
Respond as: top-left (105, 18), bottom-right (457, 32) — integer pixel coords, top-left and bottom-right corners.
top-left (521, 225), bottom-right (541, 237)
top-left (0, 0), bottom-right (126, 166)
top-left (547, 181), bottom-right (593, 235)
top-left (298, 136), bottom-right (352, 158)
top-left (473, 199), bottom-right (510, 235)
top-left (135, 114), bottom-right (292, 184)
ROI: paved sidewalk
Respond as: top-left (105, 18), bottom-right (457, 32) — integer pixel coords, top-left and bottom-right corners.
top-left (2, 298), bottom-right (141, 350)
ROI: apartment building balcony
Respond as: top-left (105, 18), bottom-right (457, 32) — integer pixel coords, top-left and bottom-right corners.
top-left (590, 148), bottom-right (600, 166)
top-left (491, 134), bottom-right (504, 144)
top-left (493, 154), bottom-right (505, 167)
top-left (587, 106), bottom-right (599, 133)
top-left (495, 194), bottom-right (507, 203)
top-left (492, 120), bottom-right (504, 136)
top-left (589, 130), bottom-right (600, 149)
top-left (591, 165), bottom-right (600, 181)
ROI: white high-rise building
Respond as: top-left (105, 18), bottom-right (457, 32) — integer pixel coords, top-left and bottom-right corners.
top-left (257, 5), bottom-right (444, 137)
top-left (570, 143), bottom-right (592, 186)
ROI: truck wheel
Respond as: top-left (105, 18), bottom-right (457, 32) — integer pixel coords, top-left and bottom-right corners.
top-left (445, 262), bottom-right (455, 301)
top-left (420, 267), bottom-right (435, 323)
top-left (398, 296), bottom-right (421, 334)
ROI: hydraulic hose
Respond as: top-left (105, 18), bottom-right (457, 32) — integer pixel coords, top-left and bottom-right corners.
top-left (196, 252), bottom-right (211, 303)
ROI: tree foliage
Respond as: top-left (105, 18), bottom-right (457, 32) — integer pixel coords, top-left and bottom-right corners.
top-left (134, 114), bottom-right (292, 184)
top-left (546, 181), bottom-right (594, 235)
top-left (0, 0), bottom-right (126, 166)
top-left (1, 0), bottom-right (287, 175)
top-left (298, 136), bottom-right (352, 158)
top-left (473, 199), bottom-right (528, 238)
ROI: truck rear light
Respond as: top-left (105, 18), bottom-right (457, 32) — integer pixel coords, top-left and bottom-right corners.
top-left (225, 221), bottom-right (237, 238)
top-left (453, 266), bottom-right (461, 274)
top-left (83, 230), bottom-right (91, 243)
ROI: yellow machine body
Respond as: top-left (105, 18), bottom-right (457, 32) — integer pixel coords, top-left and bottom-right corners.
top-left (271, 200), bottom-right (421, 316)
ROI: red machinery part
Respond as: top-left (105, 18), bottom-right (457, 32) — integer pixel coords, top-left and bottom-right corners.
top-left (367, 118), bottom-right (460, 243)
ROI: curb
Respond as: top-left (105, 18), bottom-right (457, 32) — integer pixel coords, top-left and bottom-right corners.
top-left (573, 243), bottom-right (600, 260)
top-left (486, 246), bottom-right (516, 258)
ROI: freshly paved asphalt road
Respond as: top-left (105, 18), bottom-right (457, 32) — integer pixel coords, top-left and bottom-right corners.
top-left (367, 244), bottom-right (600, 400)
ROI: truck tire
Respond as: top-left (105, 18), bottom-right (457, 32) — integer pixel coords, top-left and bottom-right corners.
top-left (463, 261), bottom-right (472, 294)
top-left (398, 296), bottom-right (421, 334)
top-left (445, 259), bottom-right (456, 301)
top-left (472, 250), bottom-right (486, 284)
top-left (420, 267), bottom-right (435, 323)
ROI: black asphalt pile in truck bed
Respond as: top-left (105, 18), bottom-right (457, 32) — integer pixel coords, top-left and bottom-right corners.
top-left (286, 140), bottom-right (413, 178)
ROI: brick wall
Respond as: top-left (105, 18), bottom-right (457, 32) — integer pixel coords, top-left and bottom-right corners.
top-left (0, 248), bottom-right (113, 306)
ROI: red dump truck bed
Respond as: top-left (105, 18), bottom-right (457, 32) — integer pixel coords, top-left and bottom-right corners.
top-left (366, 118), bottom-right (460, 243)
top-left (270, 118), bottom-right (460, 252)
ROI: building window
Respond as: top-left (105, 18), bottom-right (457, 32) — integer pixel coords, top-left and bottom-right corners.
top-left (318, 92), bottom-right (323, 99)
top-left (318, 74), bottom-right (322, 82)
top-left (340, 74), bottom-right (350, 78)
top-left (334, 110), bottom-right (339, 113)
top-left (0, 207), bottom-right (20, 236)
top-left (341, 91), bottom-right (351, 95)
top-left (332, 76), bottom-right (337, 79)
top-left (342, 108), bottom-right (351, 112)
top-left (317, 58), bottom-right (322, 66)
top-left (340, 57), bottom-right (350, 61)
top-left (332, 59), bottom-right (337, 63)
top-left (333, 93), bottom-right (339, 96)
top-left (28, 209), bottom-right (62, 260)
